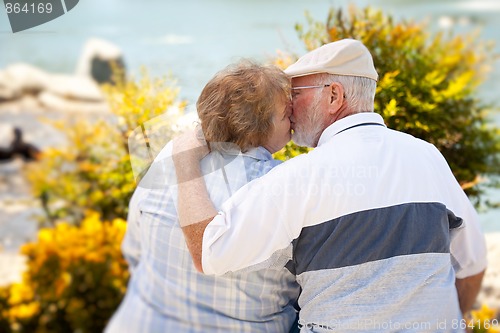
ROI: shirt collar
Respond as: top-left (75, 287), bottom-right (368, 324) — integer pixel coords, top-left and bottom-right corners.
top-left (317, 112), bottom-right (386, 146)
top-left (212, 144), bottom-right (273, 161)
top-left (244, 147), bottom-right (274, 161)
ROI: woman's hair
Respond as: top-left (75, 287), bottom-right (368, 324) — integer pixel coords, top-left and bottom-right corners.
top-left (197, 60), bottom-right (290, 151)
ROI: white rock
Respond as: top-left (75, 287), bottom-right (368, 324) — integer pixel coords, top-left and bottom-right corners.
top-left (0, 70), bottom-right (21, 101)
top-left (0, 124), bottom-right (14, 148)
top-left (45, 74), bottom-right (104, 102)
top-left (75, 38), bottom-right (125, 83)
top-left (0, 86), bottom-right (20, 101)
top-left (0, 95), bottom-right (43, 113)
top-left (38, 91), bottom-right (108, 113)
top-left (3, 63), bottom-right (51, 93)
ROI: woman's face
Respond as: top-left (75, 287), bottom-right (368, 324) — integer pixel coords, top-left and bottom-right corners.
top-left (263, 96), bottom-right (292, 154)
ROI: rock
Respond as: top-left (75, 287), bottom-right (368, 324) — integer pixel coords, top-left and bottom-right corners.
top-left (0, 124), bottom-right (14, 149)
top-left (38, 91), bottom-right (108, 113)
top-left (3, 63), bottom-right (51, 94)
top-left (0, 70), bottom-right (21, 101)
top-left (75, 38), bottom-right (126, 84)
top-left (45, 74), bottom-right (104, 102)
top-left (0, 95), bottom-right (43, 113)
top-left (0, 38), bottom-right (125, 111)
top-left (0, 85), bottom-right (20, 101)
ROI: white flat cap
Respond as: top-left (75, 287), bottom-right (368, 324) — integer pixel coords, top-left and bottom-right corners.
top-left (284, 39), bottom-right (378, 81)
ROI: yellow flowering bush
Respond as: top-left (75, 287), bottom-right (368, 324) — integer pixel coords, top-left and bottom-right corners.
top-left (0, 282), bottom-right (40, 333)
top-left (26, 119), bottom-right (135, 225)
top-left (0, 212), bottom-right (128, 333)
top-left (25, 69), bottom-right (185, 225)
top-left (273, 141), bottom-right (311, 161)
top-left (0, 290), bottom-right (7, 331)
top-left (102, 67), bottom-right (186, 142)
top-left (470, 305), bottom-right (500, 333)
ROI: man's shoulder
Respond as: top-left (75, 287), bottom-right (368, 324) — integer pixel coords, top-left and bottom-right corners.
top-left (378, 128), bottom-right (446, 160)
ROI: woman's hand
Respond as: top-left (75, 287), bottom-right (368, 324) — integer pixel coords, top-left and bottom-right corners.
top-left (172, 126), bottom-right (210, 184)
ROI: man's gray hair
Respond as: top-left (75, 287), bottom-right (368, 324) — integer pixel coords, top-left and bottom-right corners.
top-left (313, 73), bottom-right (376, 113)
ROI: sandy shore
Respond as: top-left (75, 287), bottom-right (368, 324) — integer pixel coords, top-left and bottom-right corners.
top-left (0, 108), bottom-right (65, 287)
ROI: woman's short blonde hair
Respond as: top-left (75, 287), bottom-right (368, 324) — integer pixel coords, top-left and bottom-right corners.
top-left (197, 60), bottom-right (290, 151)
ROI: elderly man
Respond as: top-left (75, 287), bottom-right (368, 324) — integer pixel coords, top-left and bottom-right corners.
top-left (173, 39), bottom-right (487, 332)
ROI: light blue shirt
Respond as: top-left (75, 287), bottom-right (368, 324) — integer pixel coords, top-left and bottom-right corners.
top-left (105, 141), bottom-right (300, 333)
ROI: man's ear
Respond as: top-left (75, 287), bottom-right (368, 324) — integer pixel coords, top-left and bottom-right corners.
top-left (328, 82), bottom-right (344, 114)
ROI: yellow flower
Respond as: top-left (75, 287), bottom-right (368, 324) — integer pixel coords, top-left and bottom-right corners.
top-left (8, 283), bottom-right (34, 306)
top-left (84, 252), bottom-right (103, 263)
top-left (469, 304), bottom-right (499, 332)
top-left (489, 326), bottom-right (500, 333)
top-left (471, 304), bottom-right (496, 322)
top-left (8, 301), bottom-right (40, 320)
top-left (37, 229), bottom-right (53, 243)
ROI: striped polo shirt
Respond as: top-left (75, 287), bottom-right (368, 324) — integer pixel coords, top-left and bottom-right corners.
top-left (202, 112), bottom-right (487, 332)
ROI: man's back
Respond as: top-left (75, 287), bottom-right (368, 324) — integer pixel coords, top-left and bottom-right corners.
top-left (286, 113), bottom-right (480, 332)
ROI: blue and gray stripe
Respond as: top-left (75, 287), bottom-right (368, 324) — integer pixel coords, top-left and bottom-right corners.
top-left (289, 202), bottom-right (462, 275)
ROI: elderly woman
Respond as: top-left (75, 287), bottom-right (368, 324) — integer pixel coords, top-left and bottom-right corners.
top-left (105, 61), bottom-right (300, 332)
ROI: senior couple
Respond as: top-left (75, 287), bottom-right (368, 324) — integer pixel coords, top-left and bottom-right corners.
top-left (106, 39), bottom-right (487, 332)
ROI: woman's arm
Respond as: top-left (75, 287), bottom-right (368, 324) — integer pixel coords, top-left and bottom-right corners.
top-left (172, 129), bottom-right (215, 272)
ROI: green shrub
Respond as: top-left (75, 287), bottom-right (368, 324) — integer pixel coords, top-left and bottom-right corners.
top-left (275, 5), bottom-right (500, 206)
top-left (25, 69), bottom-right (185, 225)
top-left (0, 213), bottom-right (128, 333)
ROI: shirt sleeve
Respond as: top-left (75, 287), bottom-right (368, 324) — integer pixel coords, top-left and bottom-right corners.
top-left (429, 145), bottom-right (488, 279)
top-left (449, 199), bottom-right (488, 279)
top-left (201, 158), bottom-right (308, 275)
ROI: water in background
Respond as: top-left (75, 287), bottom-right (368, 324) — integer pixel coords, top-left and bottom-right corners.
top-left (0, 0), bottom-right (499, 231)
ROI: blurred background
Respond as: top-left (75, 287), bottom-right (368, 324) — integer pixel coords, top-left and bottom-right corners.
top-left (1, 0), bottom-right (499, 103)
top-left (1, 0), bottom-right (499, 241)
top-left (0, 0), bottom-right (499, 331)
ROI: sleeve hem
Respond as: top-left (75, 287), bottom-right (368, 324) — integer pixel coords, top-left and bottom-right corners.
top-left (454, 258), bottom-right (488, 279)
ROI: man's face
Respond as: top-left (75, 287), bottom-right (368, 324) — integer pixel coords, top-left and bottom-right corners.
top-left (290, 76), bottom-right (328, 148)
